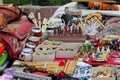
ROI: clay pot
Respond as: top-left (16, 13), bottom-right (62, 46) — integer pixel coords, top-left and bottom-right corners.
top-left (19, 48), bottom-right (33, 62)
top-left (31, 27), bottom-right (42, 37)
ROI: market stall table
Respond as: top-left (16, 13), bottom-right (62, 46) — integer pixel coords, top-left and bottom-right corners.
top-left (86, 56), bottom-right (120, 66)
top-left (54, 58), bottom-right (74, 66)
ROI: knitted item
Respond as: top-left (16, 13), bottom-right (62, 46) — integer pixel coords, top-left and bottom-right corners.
top-left (88, 1), bottom-right (119, 11)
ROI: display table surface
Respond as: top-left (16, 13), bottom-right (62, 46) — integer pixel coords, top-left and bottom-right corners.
top-left (86, 56), bottom-right (115, 66)
top-left (54, 57), bottom-right (115, 66)
top-left (54, 58), bottom-right (74, 61)
top-left (87, 51), bottom-right (120, 66)
top-left (54, 56), bottom-right (120, 67)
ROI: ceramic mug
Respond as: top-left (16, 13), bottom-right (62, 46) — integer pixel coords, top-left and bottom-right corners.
top-left (31, 27), bottom-right (42, 37)
top-left (19, 48), bottom-right (33, 62)
top-left (25, 42), bottom-right (36, 51)
top-left (28, 36), bottom-right (42, 46)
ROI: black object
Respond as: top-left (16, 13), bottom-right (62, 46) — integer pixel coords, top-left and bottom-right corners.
top-left (61, 14), bottom-right (73, 26)
top-left (108, 38), bottom-right (120, 51)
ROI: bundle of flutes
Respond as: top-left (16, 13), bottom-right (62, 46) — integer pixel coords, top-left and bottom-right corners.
top-left (20, 61), bottom-right (64, 74)
top-left (28, 12), bottom-right (52, 31)
top-left (42, 17), bottom-right (52, 30)
top-left (28, 12), bottom-right (41, 29)
top-left (20, 60), bottom-right (77, 75)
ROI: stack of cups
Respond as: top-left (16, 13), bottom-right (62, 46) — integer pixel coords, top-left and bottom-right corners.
top-left (26, 27), bottom-right (43, 51)
top-left (20, 12), bottom-right (43, 61)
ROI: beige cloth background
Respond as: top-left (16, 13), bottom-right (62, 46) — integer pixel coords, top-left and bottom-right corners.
top-left (20, 6), bottom-right (59, 22)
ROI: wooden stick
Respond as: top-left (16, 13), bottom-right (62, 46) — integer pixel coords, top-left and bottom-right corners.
top-left (30, 12), bottom-right (35, 18)
top-left (35, 66), bottom-right (44, 70)
top-left (93, 16), bottom-right (105, 28)
top-left (20, 62), bottom-right (36, 65)
top-left (29, 12), bottom-right (39, 27)
top-left (47, 17), bottom-right (52, 24)
top-left (28, 13), bottom-right (33, 19)
top-left (63, 60), bottom-right (70, 73)
top-left (20, 62), bottom-right (44, 66)
top-left (32, 19), bottom-right (39, 27)
top-left (42, 18), bottom-right (48, 30)
top-left (43, 18), bottom-right (48, 25)
top-left (38, 12), bottom-right (41, 28)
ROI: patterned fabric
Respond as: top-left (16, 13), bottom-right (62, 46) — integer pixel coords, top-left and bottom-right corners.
top-left (2, 16), bottom-right (34, 39)
top-left (48, 35), bottom-right (86, 42)
top-left (0, 4), bottom-right (21, 23)
top-left (0, 18), bottom-right (34, 61)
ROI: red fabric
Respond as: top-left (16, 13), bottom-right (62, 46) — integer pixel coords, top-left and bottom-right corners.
top-left (86, 56), bottom-right (117, 66)
top-left (54, 58), bottom-right (74, 66)
top-left (0, 32), bottom-right (15, 60)
top-left (0, 4), bottom-right (20, 14)
top-left (0, 4), bottom-right (21, 23)
top-left (0, 20), bottom-right (34, 61)
top-left (0, 47), bottom-right (4, 56)
top-left (54, 55), bottom-right (120, 67)
top-left (0, 42), bottom-right (6, 56)
top-left (110, 51), bottom-right (120, 58)
top-left (32, 72), bottom-right (50, 77)
top-left (54, 57), bottom-right (115, 67)
top-left (2, 20), bottom-right (34, 39)
top-left (54, 58), bottom-right (74, 61)
top-left (57, 72), bottom-right (66, 78)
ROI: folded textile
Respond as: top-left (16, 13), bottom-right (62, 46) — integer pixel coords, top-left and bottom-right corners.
top-left (0, 50), bottom-right (8, 67)
top-left (0, 42), bottom-right (6, 56)
top-left (0, 59), bottom-right (9, 72)
top-left (2, 16), bottom-right (34, 39)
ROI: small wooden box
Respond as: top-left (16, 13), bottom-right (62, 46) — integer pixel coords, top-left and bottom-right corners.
top-left (56, 43), bottom-right (81, 58)
top-left (41, 40), bottom-right (62, 46)
top-left (33, 50), bottom-right (55, 61)
top-left (92, 67), bottom-right (116, 80)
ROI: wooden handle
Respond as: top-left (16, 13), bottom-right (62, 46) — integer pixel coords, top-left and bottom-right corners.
top-left (63, 60), bottom-right (70, 72)
top-left (38, 13), bottom-right (41, 28)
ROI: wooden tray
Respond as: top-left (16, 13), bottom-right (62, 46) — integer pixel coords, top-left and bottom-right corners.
top-left (48, 35), bottom-right (86, 42)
